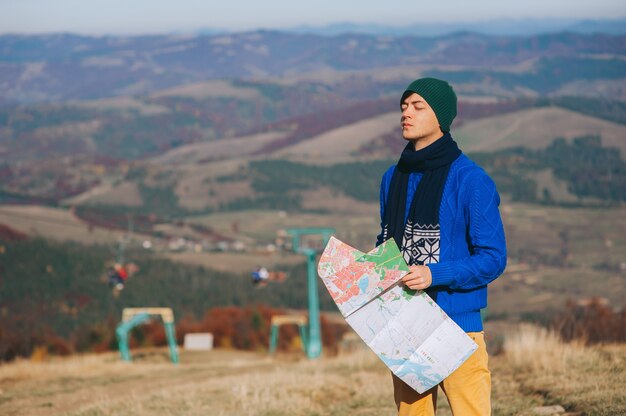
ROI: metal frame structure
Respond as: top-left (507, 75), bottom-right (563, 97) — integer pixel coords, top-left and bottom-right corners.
top-left (116, 307), bottom-right (179, 364)
top-left (268, 314), bottom-right (308, 354)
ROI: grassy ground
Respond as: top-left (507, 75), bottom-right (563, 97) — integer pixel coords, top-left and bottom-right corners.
top-left (188, 210), bottom-right (379, 248)
top-left (1, 324), bottom-right (623, 416)
top-left (502, 324), bottom-right (626, 415)
top-left (162, 251), bottom-right (305, 274)
top-left (0, 205), bottom-right (125, 245)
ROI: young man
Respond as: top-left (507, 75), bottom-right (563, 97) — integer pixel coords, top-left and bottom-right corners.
top-left (377, 77), bottom-right (507, 415)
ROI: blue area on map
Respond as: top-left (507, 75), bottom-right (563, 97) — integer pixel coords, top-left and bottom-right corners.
top-left (379, 355), bottom-right (442, 389)
top-left (358, 276), bottom-right (369, 293)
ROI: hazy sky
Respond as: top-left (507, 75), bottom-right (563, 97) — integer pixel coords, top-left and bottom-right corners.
top-left (1, 0), bottom-right (625, 35)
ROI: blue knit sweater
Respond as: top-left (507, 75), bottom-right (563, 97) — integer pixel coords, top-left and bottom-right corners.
top-left (376, 153), bottom-right (507, 332)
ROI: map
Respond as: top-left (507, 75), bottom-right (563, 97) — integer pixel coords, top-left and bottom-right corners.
top-left (318, 236), bottom-right (478, 394)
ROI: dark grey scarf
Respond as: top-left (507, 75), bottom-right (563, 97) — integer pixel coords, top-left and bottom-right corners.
top-left (381, 133), bottom-right (461, 266)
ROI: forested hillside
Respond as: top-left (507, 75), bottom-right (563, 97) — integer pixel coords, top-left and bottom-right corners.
top-left (0, 237), bottom-right (338, 360)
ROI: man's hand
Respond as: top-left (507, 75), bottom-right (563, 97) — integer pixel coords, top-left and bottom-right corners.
top-left (402, 265), bottom-right (432, 290)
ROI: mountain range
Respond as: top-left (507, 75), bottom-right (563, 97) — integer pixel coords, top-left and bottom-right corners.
top-left (284, 17), bottom-right (626, 37)
top-left (1, 31), bottom-right (624, 105)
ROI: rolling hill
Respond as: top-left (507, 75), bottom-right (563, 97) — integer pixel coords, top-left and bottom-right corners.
top-left (4, 100), bottom-right (620, 215)
top-left (455, 106), bottom-right (626, 153)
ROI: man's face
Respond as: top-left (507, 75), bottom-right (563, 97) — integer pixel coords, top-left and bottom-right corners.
top-left (400, 93), bottom-right (441, 141)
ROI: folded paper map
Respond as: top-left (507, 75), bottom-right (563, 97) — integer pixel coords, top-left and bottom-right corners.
top-left (318, 236), bottom-right (477, 393)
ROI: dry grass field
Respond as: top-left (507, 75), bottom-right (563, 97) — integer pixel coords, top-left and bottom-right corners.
top-left (72, 96), bottom-right (171, 116)
top-left (274, 112), bottom-right (398, 164)
top-left (0, 205), bottom-right (127, 245)
top-left (0, 324), bottom-right (623, 416)
top-left (163, 251), bottom-right (305, 274)
top-left (64, 182), bottom-right (145, 207)
top-left (152, 132), bottom-right (288, 167)
top-left (150, 79), bottom-right (262, 101)
top-left (188, 210), bottom-right (379, 246)
top-left (454, 107), bottom-right (626, 153)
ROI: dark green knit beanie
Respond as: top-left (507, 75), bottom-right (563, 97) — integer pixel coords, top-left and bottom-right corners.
top-left (401, 77), bottom-right (457, 132)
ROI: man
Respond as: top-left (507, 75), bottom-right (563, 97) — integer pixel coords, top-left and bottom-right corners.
top-left (376, 77), bottom-right (507, 415)
top-left (108, 263), bottom-right (128, 291)
top-left (108, 262), bottom-right (138, 292)
top-left (251, 266), bottom-right (270, 285)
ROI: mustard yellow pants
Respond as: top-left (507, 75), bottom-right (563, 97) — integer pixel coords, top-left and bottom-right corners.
top-left (392, 332), bottom-right (491, 416)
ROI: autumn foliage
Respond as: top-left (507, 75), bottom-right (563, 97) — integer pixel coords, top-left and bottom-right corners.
top-left (552, 297), bottom-right (626, 344)
top-left (150, 305), bottom-right (348, 353)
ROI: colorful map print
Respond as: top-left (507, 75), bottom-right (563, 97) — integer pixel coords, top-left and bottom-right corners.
top-left (317, 236), bottom-right (410, 317)
top-left (318, 237), bottom-right (478, 394)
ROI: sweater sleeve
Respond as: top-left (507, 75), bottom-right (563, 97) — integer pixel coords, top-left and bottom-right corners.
top-left (375, 166), bottom-right (394, 247)
top-left (427, 173), bottom-right (507, 290)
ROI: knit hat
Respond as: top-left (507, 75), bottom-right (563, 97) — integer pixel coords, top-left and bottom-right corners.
top-left (401, 77), bottom-right (457, 132)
